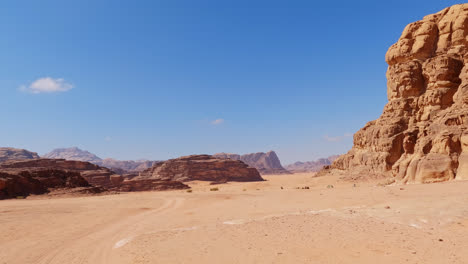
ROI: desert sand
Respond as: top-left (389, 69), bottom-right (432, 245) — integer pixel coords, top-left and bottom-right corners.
top-left (1, 173), bottom-right (468, 264)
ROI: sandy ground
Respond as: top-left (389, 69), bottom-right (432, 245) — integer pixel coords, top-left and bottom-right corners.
top-left (1, 173), bottom-right (468, 264)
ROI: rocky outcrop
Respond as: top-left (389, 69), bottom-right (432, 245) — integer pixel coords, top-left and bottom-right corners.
top-left (0, 159), bottom-right (98, 199)
top-left (325, 4), bottom-right (468, 184)
top-left (43, 147), bottom-right (159, 172)
top-left (213, 151), bottom-right (290, 174)
top-left (285, 155), bottom-right (339, 173)
top-left (108, 175), bottom-right (189, 192)
top-left (0, 147), bottom-right (39, 162)
top-left (0, 158), bottom-right (189, 199)
top-left (138, 155), bottom-right (263, 183)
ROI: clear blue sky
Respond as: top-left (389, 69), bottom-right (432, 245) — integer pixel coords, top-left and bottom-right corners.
top-left (1, 0), bottom-right (464, 164)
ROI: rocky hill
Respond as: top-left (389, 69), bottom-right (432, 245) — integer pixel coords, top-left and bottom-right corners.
top-left (213, 151), bottom-right (290, 174)
top-left (138, 154), bottom-right (263, 183)
top-left (285, 155), bottom-right (339, 173)
top-left (323, 4), bottom-right (468, 184)
top-left (43, 147), bottom-right (158, 172)
top-left (0, 147), bottom-right (39, 162)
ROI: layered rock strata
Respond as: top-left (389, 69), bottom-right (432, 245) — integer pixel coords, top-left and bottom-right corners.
top-left (138, 155), bottom-right (264, 183)
top-left (326, 4), bottom-right (468, 184)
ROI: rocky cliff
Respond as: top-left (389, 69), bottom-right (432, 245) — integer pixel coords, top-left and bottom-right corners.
top-left (138, 154), bottom-right (263, 183)
top-left (325, 4), bottom-right (468, 184)
top-left (285, 155), bottom-right (339, 173)
top-left (0, 147), bottom-right (39, 162)
top-left (213, 151), bottom-right (290, 174)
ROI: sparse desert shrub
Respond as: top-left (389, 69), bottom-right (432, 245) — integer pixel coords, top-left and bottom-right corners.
top-left (186, 189), bottom-right (193, 193)
top-left (210, 187), bottom-right (219, 191)
top-left (16, 196), bottom-right (25, 199)
top-left (243, 189), bottom-right (247, 191)
top-left (326, 185), bottom-right (334, 189)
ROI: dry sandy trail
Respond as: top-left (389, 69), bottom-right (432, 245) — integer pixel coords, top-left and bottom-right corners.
top-left (1, 173), bottom-right (468, 263)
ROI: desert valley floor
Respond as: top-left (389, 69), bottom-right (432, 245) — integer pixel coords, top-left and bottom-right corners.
top-left (1, 173), bottom-right (468, 264)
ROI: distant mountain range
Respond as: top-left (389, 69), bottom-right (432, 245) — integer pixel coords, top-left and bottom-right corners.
top-left (43, 147), bottom-right (159, 173)
top-left (284, 155), bottom-right (340, 173)
top-left (1, 146), bottom-right (339, 175)
top-left (213, 151), bottom-right (290, 175)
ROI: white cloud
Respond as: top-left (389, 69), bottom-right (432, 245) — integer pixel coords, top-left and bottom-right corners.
top-left (324, 133), bottom-right (353, 142)
top-left (211, 118), bottom-right (224, 125)
top-left (20, 77), bottom-right (73, 94)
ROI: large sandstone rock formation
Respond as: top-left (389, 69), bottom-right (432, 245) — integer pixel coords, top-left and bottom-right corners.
top-left (326, 4), bottom-right (468, 184)
top-left (43, 147), bottom-right (159, 172)
top-left (138, 155), bottom-right (264, 183)
top-left (0, 159), bottom-right (98, 199)
top-left (0, 158), bottom-right (188, 199)
top-left (0, 147), bottom-right (39, 162)
top-left (285, 155), bottom-right (339, 173)
top-left (213, 151), bottom-right (290, 174)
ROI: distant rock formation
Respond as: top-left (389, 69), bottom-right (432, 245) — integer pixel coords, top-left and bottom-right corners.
top-left (0, 159), bottom-right (100, 199)
top-left (0, 158), bottom-right (188, 199)
top-left (98, 158), bottom-right (159, 173)
top-left (138, 154), bottom-right (263, 183)
top-left (43, 147), bottom-right (158, 173)
top-left (213, 151), bottom-right (290, 174)
top-left (0, 147), bottom-right (39, 162)
top-left (323, 4), bottom-right (468, 184)
top-left (285, 155), bottom-right (339, 173)
top-left (43, 147), bottom-right (101, 163)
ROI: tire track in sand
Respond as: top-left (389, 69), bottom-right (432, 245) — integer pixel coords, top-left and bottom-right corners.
top-left (35, 197), bottom-right (185, 264)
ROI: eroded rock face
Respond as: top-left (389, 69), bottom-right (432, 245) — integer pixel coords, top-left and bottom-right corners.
top-left (138, 155), bottom-right (263, 183)
top-left (0, 147), bottom-right (39, 162)
top-left (213, 151), bottom-right (290, 175)
top-left (328, 4), bottom-right (468, 184)
top-left (0, 159), bottom-right (95, 199)
top-left (0, 158), bottom-right (188, 199)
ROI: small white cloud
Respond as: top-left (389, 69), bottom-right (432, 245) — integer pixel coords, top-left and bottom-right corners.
top-left (20, 77), bottom-right (73, 94)
top-left (211, 118), bottom-right (224, 125)
top-left (104, 136), bottom-right (112, 142)
top-left (324, 133), bottom-right (353, 142)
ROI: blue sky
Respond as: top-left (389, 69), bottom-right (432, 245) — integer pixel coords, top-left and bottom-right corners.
top-left (1, 0), bottom-right (464, 164)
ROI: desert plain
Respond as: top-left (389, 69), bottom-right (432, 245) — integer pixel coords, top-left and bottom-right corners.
top-left (1, 173), bottom-right (468, 264)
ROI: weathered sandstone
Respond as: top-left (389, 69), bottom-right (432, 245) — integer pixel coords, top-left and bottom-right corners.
top-left (0, 160), bottom-right (96, 199)
top-left (138, 154), bottom-right (263, 183)
top-left (324, 4), bottom-right (468, 184)
top-left (0, 158), bottom-right (188, 199)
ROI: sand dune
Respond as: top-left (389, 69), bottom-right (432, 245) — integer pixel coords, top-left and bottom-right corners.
top-left (1, 173), bottom-right (468, 263)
